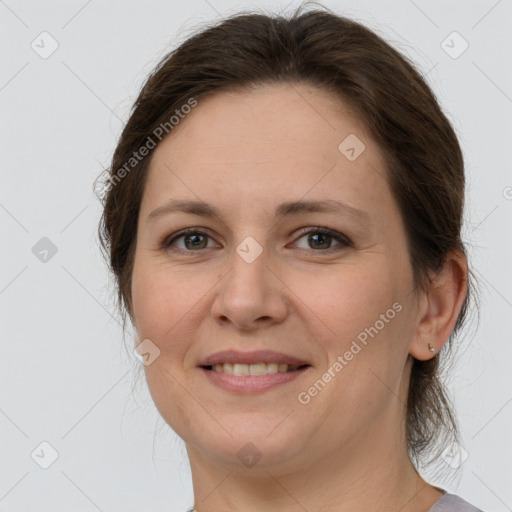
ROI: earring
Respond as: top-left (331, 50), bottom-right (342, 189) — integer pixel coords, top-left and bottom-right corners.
top-left (428, 343), bottom-right (436, 353)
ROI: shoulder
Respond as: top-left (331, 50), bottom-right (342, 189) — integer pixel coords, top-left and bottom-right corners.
top-left (429, 492), bottom-right (485, 512)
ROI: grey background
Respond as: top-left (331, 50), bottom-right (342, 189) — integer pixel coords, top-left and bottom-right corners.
top-left (1, 0), bottom-right (511, 510)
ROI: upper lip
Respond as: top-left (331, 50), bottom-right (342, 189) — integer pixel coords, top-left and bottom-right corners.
top-left (198, 350), bottom-right (311, 367)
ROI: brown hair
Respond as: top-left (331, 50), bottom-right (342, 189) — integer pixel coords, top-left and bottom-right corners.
top-left (96, 2), bottom-right (479, 471)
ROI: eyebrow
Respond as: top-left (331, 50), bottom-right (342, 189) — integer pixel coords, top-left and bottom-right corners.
top-left (147, 198), bottom-right (371, 226)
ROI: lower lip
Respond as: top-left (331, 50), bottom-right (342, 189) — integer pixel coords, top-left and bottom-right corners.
top-left (199, 366), bottom-right (310, 393)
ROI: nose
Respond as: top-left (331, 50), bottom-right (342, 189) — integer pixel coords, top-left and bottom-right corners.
top-left (210, 243), bottom-right (289, 331)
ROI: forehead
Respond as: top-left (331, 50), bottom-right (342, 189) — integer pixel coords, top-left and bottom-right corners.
top-left (154, 82), bottom-right (372, 163)
top-left (142, 82), bottom-right (392, 222)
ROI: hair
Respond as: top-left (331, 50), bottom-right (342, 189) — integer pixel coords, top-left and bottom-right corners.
top-left (96, 2), bottom-right (480, 474)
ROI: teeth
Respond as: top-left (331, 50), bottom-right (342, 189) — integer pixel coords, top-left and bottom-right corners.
top-left (211, 362), bottom-right (302, 375)
top-left (233, 363), bottom-right (249, 376)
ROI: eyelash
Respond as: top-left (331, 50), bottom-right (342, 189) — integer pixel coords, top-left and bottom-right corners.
top-left (161, 227), bottom-right (352, 254)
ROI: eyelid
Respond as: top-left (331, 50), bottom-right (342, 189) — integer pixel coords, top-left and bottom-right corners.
top-left (291, 226), bottom-right (352, 248)
top-left (161, 226), bottom-right (352, 252)
top-left (162, 227), bottom-right (217, 249)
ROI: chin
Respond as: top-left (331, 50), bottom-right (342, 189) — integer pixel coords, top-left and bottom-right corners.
top-left (183, 415), bottom-right (311, 474)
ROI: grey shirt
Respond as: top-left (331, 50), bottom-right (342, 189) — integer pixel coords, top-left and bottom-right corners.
top-left (428, 492), bottom-right (484, 511)
top-left (186, 492), bottom-right (484, 511)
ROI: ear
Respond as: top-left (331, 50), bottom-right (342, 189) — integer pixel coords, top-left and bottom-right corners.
top-left (409, 250), bottom-right (468, 361)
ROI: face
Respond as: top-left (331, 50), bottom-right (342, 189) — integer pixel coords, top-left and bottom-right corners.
top-left (131, 82), bottom-right (421, 475)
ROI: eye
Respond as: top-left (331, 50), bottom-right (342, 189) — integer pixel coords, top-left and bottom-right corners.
top-left (162, 228), bottom-right (218, 252)
top-left (161, 226), bottom-right (352, 253)
top-left (291, 227), bottom-right (352, 252)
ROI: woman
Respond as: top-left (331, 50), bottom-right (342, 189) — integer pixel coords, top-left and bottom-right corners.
top-left (97, 4), bottom-right (483, 511)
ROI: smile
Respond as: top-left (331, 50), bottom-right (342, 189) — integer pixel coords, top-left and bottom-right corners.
top-left (207, 362), bottom-right (306, 375)
top-left (200, 364), bottom-right (311, 393)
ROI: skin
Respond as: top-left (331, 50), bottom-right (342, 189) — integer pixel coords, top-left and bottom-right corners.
top-left (130, 82), bottom-right (468, 512)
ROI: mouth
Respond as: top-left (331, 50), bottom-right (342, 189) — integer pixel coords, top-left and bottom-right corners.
top-left (201, 362), bottom-right (311, 375)
top-left (197, 350), bottom-right (312, 393)
top-left (198, 362), bottom-right (312, 395)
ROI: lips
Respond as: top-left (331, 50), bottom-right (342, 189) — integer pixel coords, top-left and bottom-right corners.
top-left (198, 349), bottom-right (311, 368)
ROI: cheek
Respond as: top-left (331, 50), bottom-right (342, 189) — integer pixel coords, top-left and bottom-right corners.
top-left (143, 361), bottom-right (196, 441)
top-left (132, 265), bottom-right (166, 335)
top-left (131, 260), bottom-right (194, 335)
top-left (299, 269), bottom-right (409, 433)
top-left (292, 263), bottom-right (400, 344)
top-left (131, 258), bottom-right (222, 363)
